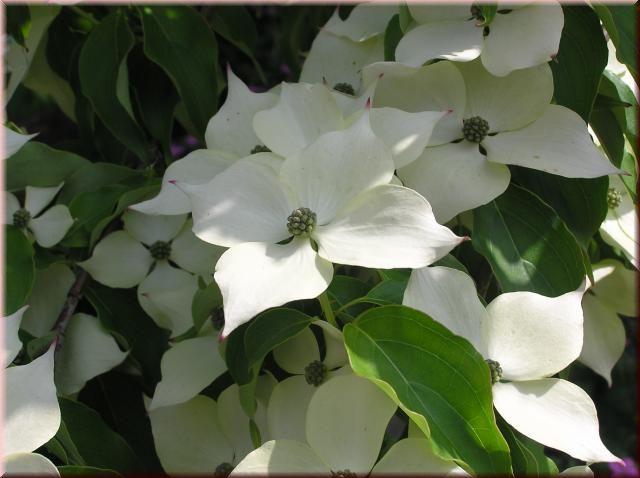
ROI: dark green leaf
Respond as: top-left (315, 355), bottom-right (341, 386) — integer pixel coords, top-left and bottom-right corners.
top-left (511, 168), bottom-right (608, 247)
top-left (383, 15), bottom-right (402, 62)
top-left (327, 275), bottom-right (369, 309)
top-left (550, 5), bottom-right (607, 122)
top-left (593, 4), bottom-right (637, 78)
top-left (26, 331), bottom-right (56, 360)
top-left (344, 305), bottom-right (512, 474)
top-left (600, 70), bottom-right (638, 158)
top-left (473, 184), bottom-right (585, 296)
top-left (46, 421), bottom-right (86, 466)
top-left (6, 142), bottom-right (90, 191)
top-left (398, 5), bottom-right (412, 32)
top-left (209, 6), bottom-right (266, 84)
top-left (85, 283), bottom-right (169, 392)
top-left (57, 163), bottom-right (143, 204)
top-left (593, 93), bottom-right (632, 110)
top-left (5, 226), bottom-right (36, 315)
top-left (59, 466), bottom-right (122, 476)
top-left (78, 11), bottom-right (149, 161)
top-left (366, 278), bottom-right (407, 305)
top-left (620, 151), bottom-right (637, 200)
top-left (497, 415), bottom-right (558, 475)
top-left (6, 6), bottom-right (31, 48)
top-left (479, 5), bottom-right (498, 25)
top-left (140, 6), bottom-right (219, 137)
top-left (224, 322), bottom-right (252, 385)
top-left (433, 254), bottom-right (470, 274)
top-left (57, 398), bottom-right (140, 473)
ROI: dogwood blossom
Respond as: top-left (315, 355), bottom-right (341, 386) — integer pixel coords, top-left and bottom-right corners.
top-left (3, 126), bottom-right (38, 159)
top-left (365, 59), bottom-right (624, 222)
top-left (232, 374), bottom-right (466, 475)
top-left (5, 182), bottom-right (74, 247)
top-left (403, 266), bottom-right (620, 463)
top-left (395, 3), bottom-right (563, 77)
top-left (579, 260), bottom-right (636, 385)
top-left (600, 175), bottom-right (638, 268)
top-left (79, 211), bottom-right (224, 336)
top-left (184, 113), bottom-right (463, 337)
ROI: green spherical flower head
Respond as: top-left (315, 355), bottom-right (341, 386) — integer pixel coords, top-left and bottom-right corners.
top-left (304, 359), bottom-right (327, 386)
top-left (607, 188), bottom-right (622, 210)
top-left (149, 240), bottom-right (172, 260)
top-left (332, 470), bottom-right (357, 478)
top-left (215, 462), bottom-right (233, 477)
top-left (333, 82), bottom-right (355, 96)
top-left (210, 308), bottom-right (225, 331)
top-left (287, 207), bottom-right (317, 238)
top-left (251, 144), bottom-right (271, 154)
top-left (485, 359), bottom-right (503, 385)
top-left (462, 116), bottom-right (490, 143)
top-left (12, 208), bottom-right (31, 229)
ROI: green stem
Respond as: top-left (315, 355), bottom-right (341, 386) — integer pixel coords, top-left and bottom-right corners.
top-left (318, 292), bottom-right (338, 328)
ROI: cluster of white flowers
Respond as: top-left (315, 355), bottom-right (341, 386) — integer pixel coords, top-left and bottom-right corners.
top-left (4, 2), bottom-right (637, 476)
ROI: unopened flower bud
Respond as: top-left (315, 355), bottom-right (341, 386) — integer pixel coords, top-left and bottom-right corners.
top-left (12, 208), bottom-right (31, 229)
top-left (287, 207), bottom-right (317, 238)
top-left (462, 116), bottom-right (490, 143)
top-left (333, 83), bottom-right (355, 96)
top-left (251, 144), bottom-right (271, 154)
top-left (485, 359), bottom-right (502, 385)
top-left (149, 240), bottom-right (172, 260)
top-left (304, 360), bottom-right (327, 386)
top-left (332, 470), bottom-right (357, 478)
top-left (607, 188), bottom-right (622, 210)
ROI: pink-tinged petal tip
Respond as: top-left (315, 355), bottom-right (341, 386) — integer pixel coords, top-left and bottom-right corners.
top-left (365, 97), bottom-right (372, 110)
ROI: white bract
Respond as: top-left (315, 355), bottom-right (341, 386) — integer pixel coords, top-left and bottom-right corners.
top-left (365, 59), bottom-right (623, 223)
top-left (267, 321), bottom-right (349, 442)
top-left (4, 343), bottom-right (61, 476)
top-left (579, 260), bottom-right (636, 385)
top-left (185, 112), bottom-right (463, 337)
top-left (395, 3), bottom-right (563, 77)
top-left (232, 374), bottom-right (466, 476)
top-left (5, 182), bottom-right (74, 247)
top-left (600, 175), bottom-right (638, 268)
top-left (131, 68), bottom-right (276, 216)
top-left (149, 377), bottom-right (274, 475)
top-left (404, 266), bottom-right (620, 463)
top-left (79, 211), bottom-right (224, 337)
top-left (3, 126), bottom-right (38, 159)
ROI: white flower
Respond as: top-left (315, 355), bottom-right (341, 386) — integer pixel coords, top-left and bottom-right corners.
top-left (364, 59), bottom-right (624, 223)
top-left (267, 321), bottom-right (349, 442)
top-left (149, 377), bottom-right (275, 474)
top-left (5, 182), bottom-right (74, 247)
top-left (79, 211), bottom-right (225, 337)
top-left (395, 3), bottom-right (563, 77)
top-left (232, 374), bottom-right (466, 475)
top-left (600, 175), bottom-right (638, 268)
top-left (130, 68), bottom-right (276, 216)
top-left (3, 312), bottom-right (61, 475)
top-left (579, 260), bottom-right (636, 385)
top-left (404, 266), bottom-right (620, 463)
top-left (185, 113), bottom-right (463, 337)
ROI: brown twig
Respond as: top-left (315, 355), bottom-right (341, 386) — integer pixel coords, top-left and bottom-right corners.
top-left (53, 269), bottom-right (90, 350)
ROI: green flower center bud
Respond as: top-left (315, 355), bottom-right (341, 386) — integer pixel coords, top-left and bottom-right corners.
top-left (333, 82), bottom-right (355, 96)
top-left (210, 308), bottom-right (225, 331)
top-left (12, 208), bottom-right (31, 229)
top-left (462, 116), bottom-right (490, 143)
top-left (251, 144), bottom-right (271, 154)
top-left (149, 240), bottom-right (172, 260)
top-left (332, 470), bottom-right (357, 478)
top-left (287, 207), bottom-right (317, 238)
top-left (470, 4), bottom-right (485, 21)
top-left (607, 188), bottom-right (622, 209)
top-left (304, 359), bottom-right (327, 387)
top-left (486, 359), bottom-right (503, 385)
top-left (215, 462), bottom-right (233, 477)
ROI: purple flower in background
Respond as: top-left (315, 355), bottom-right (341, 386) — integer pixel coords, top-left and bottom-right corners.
top-left (170, 135), bottom-right (200, 159)
top-left (610, 457), bottom-right (639, 476)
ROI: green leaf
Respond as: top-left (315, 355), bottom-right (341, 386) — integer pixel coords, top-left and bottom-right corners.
top-left (497, 415), bottom-right (558, 476)
top-left (344, 305), bottom-right (512, 474)
top-left (140, 6), bottom-right (219, 138)
top-left (84, 283), bottom-right (169, 392)
top-left (5, 226), bottom-right (35, 315)
top-left (6, 142), bottom-right (90, 191)
top-left (593, 4), bottom-right (637, 78)
top-left (472, 184), bottom-right (586, 296)
top-left (366, 278), bottom-right (407, 305)
top-left (243, 308), bottom-right (315, 371)
top-left (78, 11), bottom-right (149, 161)
top-left (209, 6), bottom-right (266, 84)
top-left (511, 168), bottom-right (608, 248)
top-left (57, 398), bottom-right (141, 473)
top-left (479, 5), bottom-right (498, 25)
top-left (398, 4), bottom-right (412, 32)
top-left (59, 466), bottom-right (122, 476)
top-left (328, 275), bottom-right (369, 309)
top-left (46, 421), bottom-right (86, 466)
top-left (600, 70), bottom-right (638, 158)
top-left (433, 254), bottom-right (470, 274)
top-left (191, 281), bottom-right (223, 333)
top-left (383, 14), bottom-right (402, 62)
top-left (550, 5), bottom-right (608, 122)
top-left (58, 163), bottom-right (143, 204)
top-left (6, 5), bottom-right (31, 48)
